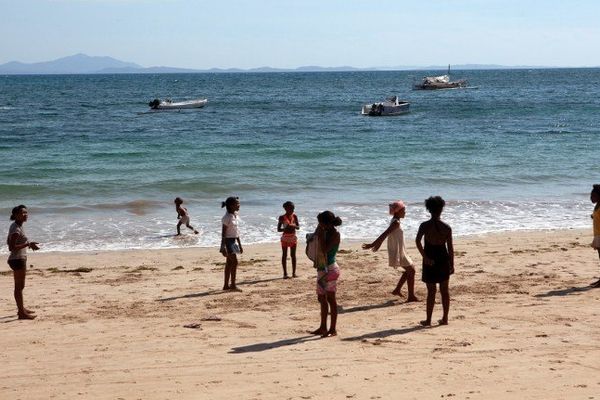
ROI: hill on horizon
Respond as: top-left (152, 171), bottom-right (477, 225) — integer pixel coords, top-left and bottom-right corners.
top-left (0, 53), bottom-right (570, 75)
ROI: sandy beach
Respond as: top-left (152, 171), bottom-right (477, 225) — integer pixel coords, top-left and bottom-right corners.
top-left (2, 229), bottom-right (600, 399)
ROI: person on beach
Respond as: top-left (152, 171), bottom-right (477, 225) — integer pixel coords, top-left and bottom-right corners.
top-left (277, 201), bottom-right (299, 279)
top-left (6, 205), bottom-right (40, 320)
top-left (174, 197), bottom-right (199, 235)
top-left (362, 200), bottom-right (418, 302)
top-left (590, 185), bottom-right (600, 287)
top-left (310, 211), bottom-right (342, 338)
top-left (416, 196), bottom-right (454, 326)
top-left (220, 196), bottom-right (243, 291)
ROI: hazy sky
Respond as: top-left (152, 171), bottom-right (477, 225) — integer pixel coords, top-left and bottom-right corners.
top-left (2, 0), bottom-right (599, 68)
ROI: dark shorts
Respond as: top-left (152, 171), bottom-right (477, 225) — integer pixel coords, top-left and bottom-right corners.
top-left (8, 258), bottom-right (27, 271)
top-left (223, 238), bottom-right (241, 255)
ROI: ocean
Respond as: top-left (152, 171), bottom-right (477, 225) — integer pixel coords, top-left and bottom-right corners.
top-left (1, 69), bottom-right (598, 252)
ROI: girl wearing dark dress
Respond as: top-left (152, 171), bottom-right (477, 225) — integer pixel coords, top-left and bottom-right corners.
top-left (6, 205), bottom-right (40, 320)
top-left (415, 196), bottom-right (454, 326)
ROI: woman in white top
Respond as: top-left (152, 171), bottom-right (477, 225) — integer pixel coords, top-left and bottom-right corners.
top-left (6, 205), bottom-right (40, 319)
top-left (220, 197), bottom-right (243, 291)
top-left (363, 200), bottom-right (418, 302)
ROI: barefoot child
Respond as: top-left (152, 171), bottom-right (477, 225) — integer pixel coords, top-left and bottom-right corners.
top-left (277, 201), bottom-right (299, 279)
top-left (174, 197), bottom-right (199, 235)
top-left (590, 185), bottom-right (600, 287)
top-left (220, 196), bottom-right (243, 291)
top-left (362, 200), bottom-right (418, 302)
top-left (416, 196), bottom-right (454, 326)
top-left (6, 205), bottom-right (40, 320)
top-left (310, 211), bottom-right (342, 338)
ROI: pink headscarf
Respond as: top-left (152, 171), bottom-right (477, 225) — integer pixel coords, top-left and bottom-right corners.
top-left (388, 200), bottom-right (405, 214)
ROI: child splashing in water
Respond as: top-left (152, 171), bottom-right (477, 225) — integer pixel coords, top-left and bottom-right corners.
top-left (362, 200), bottom-right (418, 302)
top-left (416, 196), bottom-right (454, 326)
top-left (277, 201), bottom-right (299, 279)
top-left (174, 197), bottom-right (199, 235)
top-left (311, 211), bottom-right (342, 338)
top-left (590, 185), bottom-right (600, 288)
top-left (220, 197), bottom-right (243, 291)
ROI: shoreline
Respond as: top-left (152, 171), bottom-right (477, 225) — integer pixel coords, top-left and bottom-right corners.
top-left (0, 226), bottom-right (592, 257)
top-left (2, 227), bottom-right (599, 399)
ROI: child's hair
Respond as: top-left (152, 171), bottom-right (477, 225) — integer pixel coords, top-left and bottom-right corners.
top-left (592, 185), bottom-right (600, 197)
top-left (283, 201), bottom-right (295, 209)
top-left (317, 210), bottom-right (342, 227)
top-left (174, 197), bottom-right (183, 205)
top-left (221, 196), bottom-right (239, 212)
top-left (425, 196), bottom-right (445, 215)
top-left (10, 205), bottom-right (27, 221)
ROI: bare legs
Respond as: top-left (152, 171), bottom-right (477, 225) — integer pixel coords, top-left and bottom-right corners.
top-left (177, 222), bottom-right (199, 235)
top-left (391, 266), bottom-right (418, 301)
top-left (593, 250), bottom-right (600, 288)
top-left (311, 292), bottom-right (337, 337)
top-left (14, 268), bottom-right (35, 320)
top-left (420, 280), bottom-right (449, 326)
top-left (281, 246), bottom-right (297, 279)
top-left (223, 254), bottom-right (239, 291)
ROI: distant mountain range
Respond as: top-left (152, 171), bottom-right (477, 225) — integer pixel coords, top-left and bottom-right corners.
top-left (0, 53), bottom-right (565, 75)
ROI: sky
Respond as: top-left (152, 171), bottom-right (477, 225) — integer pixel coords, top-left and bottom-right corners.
top-left (1, 0), bottom-right (599, 69)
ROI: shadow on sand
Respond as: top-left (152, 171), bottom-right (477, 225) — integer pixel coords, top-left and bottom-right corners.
top-left (229, 335), bottom-right (320, 353)
top-left (338, 299), bottom-right (399, 314)
top-left (342, 325), bottom-right (432, 342)
top-left (535, 285), bottom-right (597, 298)
top-left (1, 315), bottom-right (19, 323)
top-left (157, 277), bottom-right (282, 302)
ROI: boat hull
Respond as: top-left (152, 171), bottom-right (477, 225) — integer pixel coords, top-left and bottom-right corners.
top-left (150, 99), bottom-right (208, 110)
top-left (361, 102), bottom-right (410, 116)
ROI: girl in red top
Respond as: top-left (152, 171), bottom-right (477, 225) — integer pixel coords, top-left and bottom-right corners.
top-left (277, 201), bottom-right (299, 279)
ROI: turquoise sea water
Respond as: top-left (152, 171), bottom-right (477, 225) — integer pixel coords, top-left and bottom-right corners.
top-left (0, 69), bottom-right (598, 251)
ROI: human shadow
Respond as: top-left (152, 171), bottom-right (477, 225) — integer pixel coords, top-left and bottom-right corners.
top-left (157, 289), bottom-right (226, 302)
top-left (338, 299), bottom-right (399, 314)
top-left (157, 277), bottom-right (282, 302)
top-left (229, 335), bottom-right (320, 353)
top-left (535, 285), bottom-right (596, 298)
top-left (342, 325), bottom-right (431, 342)
top-left (1, 315), bottom-right (19, 323)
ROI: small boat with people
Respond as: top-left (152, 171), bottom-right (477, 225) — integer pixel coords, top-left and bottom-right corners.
top-left (361, 96), bottom-right (410, 116)
top-left (413, 65), bottom-right (467, 90)
top-left (148, 98), bottom-right (208, 110)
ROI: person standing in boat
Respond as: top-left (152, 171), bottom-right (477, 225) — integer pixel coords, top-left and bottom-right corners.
top-left (6, 205), bottom-right (40, 320)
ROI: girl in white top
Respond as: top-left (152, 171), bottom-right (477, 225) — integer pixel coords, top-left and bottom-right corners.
top-left (220, 196), bottom-right (243, 291)
top-left (6, 205), bottom-right (40, 320)
top-left (362, 200), bottom-right (418, 302)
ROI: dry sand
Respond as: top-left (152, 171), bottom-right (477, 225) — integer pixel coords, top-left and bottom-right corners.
top-left (1, 229), bottom-right (600, 399)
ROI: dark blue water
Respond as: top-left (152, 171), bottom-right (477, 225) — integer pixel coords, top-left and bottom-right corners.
top-left (1, 69), bottom-right (598, 251)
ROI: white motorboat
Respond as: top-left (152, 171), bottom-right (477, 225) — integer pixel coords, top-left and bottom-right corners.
top-left (413, 65), bottom-right (467, 90)
top-left (148, 98), bottom-right (207, 110)
top-left (361, 96), bottom-right (410, 116)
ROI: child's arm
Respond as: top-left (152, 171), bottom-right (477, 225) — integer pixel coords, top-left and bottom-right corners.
top-left (415, 223), bottom-right (433, 265)
top-left (446, 227), bottom-right (454, 272)
top-left (362, 220), bottom-right (398, 251)
top-left (294, 215), bottom-right (300, 231)
top-left (237, 237), bottom-right (243, 254)
top-left (8, 233), bottom-right (38, 252)
top-left (277, 215), bottom-right (285, 232)
top-left (220, 224), bottom-right (227, 256)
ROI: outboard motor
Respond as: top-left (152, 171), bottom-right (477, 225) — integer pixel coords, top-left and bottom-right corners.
top-left (148, 99), bottom-right (160, 109)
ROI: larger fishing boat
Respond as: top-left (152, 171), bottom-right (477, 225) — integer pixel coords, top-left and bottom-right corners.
top-left (413, 65), bottom-right (467, 90)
